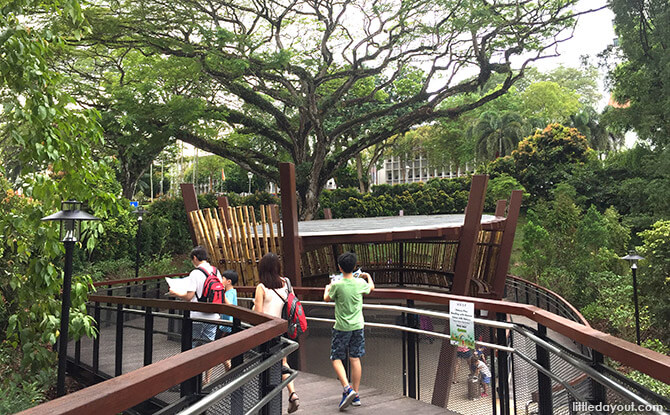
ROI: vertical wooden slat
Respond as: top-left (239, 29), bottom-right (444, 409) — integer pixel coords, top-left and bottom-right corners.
top-left (260, 207), bottom-right (270, 254)
top-left (491, 190), bottom-right (523, 298)
top-left (267, 204), bottom-right (278, 254)
top-left (180, 183), bottom-right (200, 246)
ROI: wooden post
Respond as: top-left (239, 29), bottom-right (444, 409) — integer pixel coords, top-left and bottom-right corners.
top-left (323, 208), bottom-right (333, 220)
top-left (491, 190), bottom-right (523, 298)
top-left (279, 163), bottom-right (302, 287)
top-left (180, 183), bottom-right (199, 246)
top-left (431, 174), bottom-right (488, 408)
top-left (217, 196), bottom-right (232, 226)
top-left (495, 199), bottom-right (507, 217)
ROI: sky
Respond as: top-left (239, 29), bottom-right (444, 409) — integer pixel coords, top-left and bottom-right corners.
top-left (532, 1), bottom-right (616, 110)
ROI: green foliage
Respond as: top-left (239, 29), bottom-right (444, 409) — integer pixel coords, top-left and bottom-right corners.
top-left (605, 0), bottom-right (670, 148)
top-left (485, 174), bottom-right (528, 212)
top-left (511, 123), bottom-right (596, 201)
top-left (0, 345), bottom-right (53, 414)
top-left (320, 178), bottom-right (471, 218)
top-left (638, 220), bottom-right (670, 341)
top-left (519, 185), bottom-right (630, 310)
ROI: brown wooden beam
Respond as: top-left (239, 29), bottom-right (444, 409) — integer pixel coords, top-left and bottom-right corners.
top-left (180, 183), bottom-right (199, 246)
top-left (279, 162), bottom-right (302, 286)
top-left (432, 174), bottom-right (488, 408)
top-left (495, 199), bottom-right (507, 217)
top-left (491, 190), bottom-right (523, 299)
top-left (451, 174), bottom-right (488, 295)
top-left (323, 207), bottom-right (333, 219)
top-left (18, 320), bottom-right (285, 415)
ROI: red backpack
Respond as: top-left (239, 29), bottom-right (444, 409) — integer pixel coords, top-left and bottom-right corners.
top-left (272, 278), bottom-right (308, 339)
top-left (196, 266), bottom-right (225, 304)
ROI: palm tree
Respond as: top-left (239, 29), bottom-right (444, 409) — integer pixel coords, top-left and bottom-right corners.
top-left (472, 111), bottom-right (527, 160)
top-left (570, 107), bottom-right (624, 157)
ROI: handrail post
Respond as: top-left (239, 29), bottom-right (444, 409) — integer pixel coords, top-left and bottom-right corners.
top-left (591, 351), bottom-right (607, 408)
top-left (144, 307), bottom-right (153, 366)
top-left (180, 310), bottom-right (199, 397)
top-left (406, 299), bottom-right (418, 399)
top-left (231, 317), bottom-right (243, 368)
top-left (279, 162), bottom-right (302, 286)
top-left (536, 324), bottom-right (553, 415)
top-left (115, 304), bottom-right (124, 377)
top-left (93, 302), bottom-right (100, 373)
top-left (401, 310), bottom-right (408, 397)
top-left (496, 312), bottom-right (511, 415)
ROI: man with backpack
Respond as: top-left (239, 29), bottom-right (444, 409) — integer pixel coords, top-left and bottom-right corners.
top-left (169, 246), bottom-right (224, 348)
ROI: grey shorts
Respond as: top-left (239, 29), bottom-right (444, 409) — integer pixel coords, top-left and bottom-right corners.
top-left (330, 329), bottom-right (365, 360)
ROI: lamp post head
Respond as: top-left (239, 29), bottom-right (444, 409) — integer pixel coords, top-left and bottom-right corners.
top-left (247, 171), bottom-right (253, 179)
top-left (41, 200), bottom-right (100, 242)
top-left (133, 207), bottom-right (148, 222)
top-left (621, 250), bottom-right (645, 269)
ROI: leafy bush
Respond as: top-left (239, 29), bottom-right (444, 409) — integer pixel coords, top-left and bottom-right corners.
top-left (320, 177), bottom-right (474, 218)
top-left (0, 345), bottom-right (53, 414)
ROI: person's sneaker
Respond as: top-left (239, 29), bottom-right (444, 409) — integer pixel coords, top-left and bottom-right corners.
top-left (339, 387), bottom-right (357, 411)
top-left (351, 394), bottom-right (361, 406)
top-left (481, 392), bottom-right (488, 397)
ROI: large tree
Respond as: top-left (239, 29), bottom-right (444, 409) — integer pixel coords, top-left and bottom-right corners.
top-left (78, 0), bottom-right (602, 218)
top-left (605, 0), bottom-right (670, 148)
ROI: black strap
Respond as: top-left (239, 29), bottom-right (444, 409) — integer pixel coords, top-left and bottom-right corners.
top-left (270, 278), bottom-right (290, 304)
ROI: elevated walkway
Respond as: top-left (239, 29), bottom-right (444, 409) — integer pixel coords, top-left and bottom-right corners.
top-left (284, 371), bottom-right (457, 414)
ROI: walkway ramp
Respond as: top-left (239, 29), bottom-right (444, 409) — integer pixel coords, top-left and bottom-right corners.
top-left (283, 371), bottom-right (458, 415)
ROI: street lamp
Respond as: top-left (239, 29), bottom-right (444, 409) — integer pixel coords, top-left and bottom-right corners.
top-left (42, 200), bottom-right (99, 397)
top-left (621, 250), bottom-right (645, 345)
top-left (133, 207), bottom-right (148, 280)
top-left (247, 171), bottom-right (253, 194)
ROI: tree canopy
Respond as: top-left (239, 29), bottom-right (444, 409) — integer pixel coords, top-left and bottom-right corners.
top-left (605, 0), bottom-right (670, 148)
top-left (69, 0), bottom-right (600, 218)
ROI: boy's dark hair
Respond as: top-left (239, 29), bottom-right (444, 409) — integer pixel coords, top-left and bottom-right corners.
top-left (222, 269), bottom-right (238, 285)
top-left (190, 246), bottom-right (208, 262)
top-left (337, 252), bottom-right (357, 273)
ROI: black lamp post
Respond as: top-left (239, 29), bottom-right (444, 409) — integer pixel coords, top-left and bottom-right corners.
top-left (42, 200), bottom-right (99, 397)
top-left (133, 207), bottom-right (148, 280)
top-left (621, 250), bottom-right (644, 345)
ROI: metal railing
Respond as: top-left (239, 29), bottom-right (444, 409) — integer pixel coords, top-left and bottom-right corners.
top-left (20, 290), bottom-right (294, 415)
top-left (37, 275), bottom-right (670, 415)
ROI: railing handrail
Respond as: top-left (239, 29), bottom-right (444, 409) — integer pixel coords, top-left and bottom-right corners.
top-left (506, 274), bottom-right (590, 326)
top-left (88, 276), bottom-right (670, 384)
top-left (17, 318), bottom-right (286, 415)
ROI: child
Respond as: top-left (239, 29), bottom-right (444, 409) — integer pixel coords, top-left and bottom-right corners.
top-left (471, 355), bottom-right (491, 397)
top-left (324, 252), bottom-right (374, 411)
top-left (217, 270), bottom-right (239, 337)
top-left (218, 270), bottom-right (238, 371)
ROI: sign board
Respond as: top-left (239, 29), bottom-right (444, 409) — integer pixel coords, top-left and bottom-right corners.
top-left (130, 201), bottom-right (139, 208)
top-left (449, 300), bottom-right (475, 349)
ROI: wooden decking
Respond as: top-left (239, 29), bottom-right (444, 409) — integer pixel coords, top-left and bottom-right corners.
top-left (282, 371), bottom-right (458, 415)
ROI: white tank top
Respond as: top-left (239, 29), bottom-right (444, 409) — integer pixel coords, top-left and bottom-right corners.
top-left (260, 279), bottom-right (289, 318)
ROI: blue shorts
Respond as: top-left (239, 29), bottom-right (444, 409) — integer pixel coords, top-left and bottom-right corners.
top-left (481, 374), bottom-right (491, 384)
top-left (330, 329), bottom-right (365, 360)
top-left (192, 322), bottom-right (217, 347)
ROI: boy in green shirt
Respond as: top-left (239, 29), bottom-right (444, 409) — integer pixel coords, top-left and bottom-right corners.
top-left (324, 252), bottom-right (375, 411)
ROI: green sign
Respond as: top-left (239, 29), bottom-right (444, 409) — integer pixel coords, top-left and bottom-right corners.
top-left (449, 300), bottom-right (475, 349)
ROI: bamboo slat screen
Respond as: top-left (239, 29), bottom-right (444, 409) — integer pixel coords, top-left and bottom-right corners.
top-left (300, 240), bottom-right (460, 288)
top-left (469, 229), bottom-right (503, 296)
top-left (188, 204), bottom-right (282, 286)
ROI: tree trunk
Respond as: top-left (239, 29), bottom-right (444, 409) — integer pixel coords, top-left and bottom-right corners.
top-left (355, 154), bottom-right (365, 193)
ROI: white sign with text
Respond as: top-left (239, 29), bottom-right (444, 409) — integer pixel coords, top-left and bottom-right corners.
top-left (449, 300), bottom-right (475, 349)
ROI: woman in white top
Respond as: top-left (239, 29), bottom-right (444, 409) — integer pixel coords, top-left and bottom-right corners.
top-left (253, 253), bottom-right (299, 413)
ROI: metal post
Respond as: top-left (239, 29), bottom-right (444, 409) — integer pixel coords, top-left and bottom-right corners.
top-left (490, 326), bottom-right (497, 411)
top-left (496, 313), bottom-right (510, 415)
top-left (407, 300), bottom-right (418, 399)
top-left (259, 341), bottom-right (272, 415)
top-left (144, 307), bottom-right (153, 366)
top-left (56, 240), bottom-right (74, 397)
top-left (399, 242), bottom-right (405, 286)
top-left (231, 317), bottom-right (243, 368)
top-left (632, 265), bottom-right (641, 345)
top-left (135, 218), bottom-right (141, 280)
top-left (536, 324), bottom-right (553, 415)
top-left (401, 310), bottom-right (408, 397)
top-left (115, 304), bottom-right (124, 377)
top-left (591, 351), bottom-right (606, 407)
top-left (93, 302), bottom-right (100, 373)
top-left (180, 311), bottom-right (198, 397)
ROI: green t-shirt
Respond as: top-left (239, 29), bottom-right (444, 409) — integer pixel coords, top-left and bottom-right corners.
top-left (329, 277), bottom-right (371, 331)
